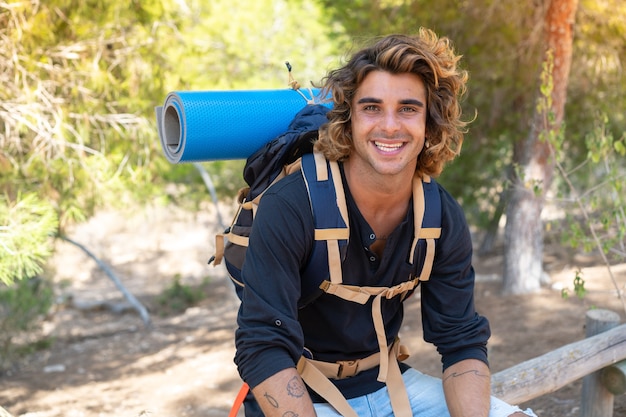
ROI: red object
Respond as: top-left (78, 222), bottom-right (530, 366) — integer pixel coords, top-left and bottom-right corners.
top-left (228, 382), bottom-right (249, 417)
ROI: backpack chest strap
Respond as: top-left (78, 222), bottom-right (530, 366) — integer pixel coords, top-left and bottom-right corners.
top-left (319, 277), bottom-right (419, 385)
top-left (319, 277), bottom-right (419, 304)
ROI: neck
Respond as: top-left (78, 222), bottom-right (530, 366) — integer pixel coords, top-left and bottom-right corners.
top-left (343, 160), bottom-right (414, 212)
top-left (342, 160), bottom-right (413, 244)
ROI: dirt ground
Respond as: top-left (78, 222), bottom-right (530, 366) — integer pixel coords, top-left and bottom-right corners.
top-left (0, 202), bottom-right (625, 417)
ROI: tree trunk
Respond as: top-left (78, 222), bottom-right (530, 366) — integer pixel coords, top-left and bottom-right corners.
top-left (503, 0), bottom-right (579, 294)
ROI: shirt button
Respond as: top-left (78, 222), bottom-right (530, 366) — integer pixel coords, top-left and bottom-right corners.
top-left (369, 256), bottom-right (376, 262)
top-left (275, 319), bottom-right (282, 326)
top-left (369, 233), bottom-right (376, 240)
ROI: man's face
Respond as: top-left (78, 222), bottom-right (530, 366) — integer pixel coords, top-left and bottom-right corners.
top-left (349, 70), bottom-right (427, 180)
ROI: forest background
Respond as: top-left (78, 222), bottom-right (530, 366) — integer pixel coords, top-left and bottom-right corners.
top-left (1, 0), bottom-right (626, 407)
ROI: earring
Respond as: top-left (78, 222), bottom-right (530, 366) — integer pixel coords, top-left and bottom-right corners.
top-left (424, 140), bottom-right (430, 149)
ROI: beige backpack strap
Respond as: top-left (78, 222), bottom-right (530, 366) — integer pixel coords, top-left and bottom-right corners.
top-left (385, 341), bottom-right (413, 417)
top-left (369, 280), bottom-right (419, 386)
top-left (317, 278), bottom-right (417, 415)
top-left (214, 161), bottom-right (304, 266)
top-left (409, 173), bottom-right (425, 265)
top-left (213, 188), bottom-right (248, 266)
top-left (213, 233), bottom-right (226, 266)
top-left (408, 174), bottom-right (441, 281)
top-left (313, 151), bottom-right (329, 181)
top-left (418, 231), bottom-right (439, 281)
top-left (305, 152), bottom-right (349, 285)
top-left (299, 339), bottom-right (413, 417)
top-left (320, 277), bottom-right (419, 394)
top-left (297, 357), bottom-right (358, 417)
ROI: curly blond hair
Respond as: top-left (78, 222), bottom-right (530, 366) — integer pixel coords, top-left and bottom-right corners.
top-left (314, 28), bottom-right (469, 178)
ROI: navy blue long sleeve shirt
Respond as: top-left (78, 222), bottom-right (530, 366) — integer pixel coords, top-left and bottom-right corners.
top-left (234, 164), bottom-right (490, 402)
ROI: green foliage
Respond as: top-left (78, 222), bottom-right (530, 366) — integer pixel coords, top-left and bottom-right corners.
top-left (558, 121), bottom-right (626, 260)
top-left (560, 269), bottom-right (587, 300)
top-left (156, 274), bottom-right (207, 315)
top-left (0, 0), bottom-right (188, 284)
top-left (0, 0), bottom-right (346, 286)
top-left (0, 194), bottom-right (58, 285)
top-left (317, 0), bottom-right (547, 226)
top-left (552, 113), bottom-right (626, 310)
top-left (533, 50), bottom-right (625, 309)
top-left (317, 0), bottom-right (626, 233)
top-left (0, 277), bottom-right (55, 370)
top-left (2, 0), bottom-right (626, 291)
top-left (567, 0), bottom-right (626, 150)
top-left (168, 0), bottom-right (345, 91)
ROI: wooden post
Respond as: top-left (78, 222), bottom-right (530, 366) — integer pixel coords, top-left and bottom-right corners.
top-left (581, 309), bottom-right (621, 417)
top-left (601, 360), bottom-right (626, 396)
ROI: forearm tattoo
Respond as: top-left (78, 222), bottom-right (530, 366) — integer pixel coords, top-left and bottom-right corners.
top-left (263, 392), bottom-right (279, 408)
top-left (443, 369), bottom-right (489, 383)
top-left (286, 376), bottom-right (306, 398)
top-left (261, 377), bottom-right (306, 415)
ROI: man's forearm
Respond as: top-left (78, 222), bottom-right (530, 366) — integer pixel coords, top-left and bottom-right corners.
top-left (442, 358), bottom-right (491, 417)
top-left (251, 367), bottom-right (317, 417)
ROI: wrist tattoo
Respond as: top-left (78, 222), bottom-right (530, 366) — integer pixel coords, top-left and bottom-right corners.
top-left (286, 376), bottom-right (306, 398)
top-left (264, 392), bottom-right (279, 408)
top-left (443, 369), bottom-right (489, 383)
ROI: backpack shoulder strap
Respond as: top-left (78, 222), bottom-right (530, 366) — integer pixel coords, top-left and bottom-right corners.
top-left (298, 154), bottom-right (442, 304)
top-left (298, 152), bottom-right (349, 306)
top-left (410, 174), bottom-right (442, 281)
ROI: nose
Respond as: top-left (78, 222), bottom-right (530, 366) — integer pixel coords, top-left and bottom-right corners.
top-left (380, 110), bottom-right (401, 133)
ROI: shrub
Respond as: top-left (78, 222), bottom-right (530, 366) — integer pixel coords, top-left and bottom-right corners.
top-left (156, 274), bottom-right (205, 316)
top-left (0, 277), bottom-right (54, 371)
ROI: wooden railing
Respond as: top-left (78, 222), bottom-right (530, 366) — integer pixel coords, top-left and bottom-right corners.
top-left (492, 309), bottom-right (626, 417)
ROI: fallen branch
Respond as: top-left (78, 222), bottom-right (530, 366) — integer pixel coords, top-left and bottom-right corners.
top-left (59, 235), bottom-right (152, 328)
top-left (491, 323), bottom-right (626, 404)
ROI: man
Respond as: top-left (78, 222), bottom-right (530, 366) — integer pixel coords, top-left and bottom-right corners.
top-left (234, 28), bottom-right (537, 417)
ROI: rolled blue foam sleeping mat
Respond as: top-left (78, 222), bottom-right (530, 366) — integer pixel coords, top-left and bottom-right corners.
top-left (155, 88), bottom-right (330, 163)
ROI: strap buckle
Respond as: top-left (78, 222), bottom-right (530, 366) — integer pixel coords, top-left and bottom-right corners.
top-left (336, 360), bottom-right (359, 379)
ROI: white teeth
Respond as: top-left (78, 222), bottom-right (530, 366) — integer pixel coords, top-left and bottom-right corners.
top-left (375, 142), bottom-right (402, 152)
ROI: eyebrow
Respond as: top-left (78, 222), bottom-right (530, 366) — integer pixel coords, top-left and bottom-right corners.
top-left (356, 97), bottom-right (425, 107)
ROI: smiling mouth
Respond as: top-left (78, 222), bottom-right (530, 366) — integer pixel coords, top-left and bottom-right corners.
top-left (374, 141), bottom-right (404, 152)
